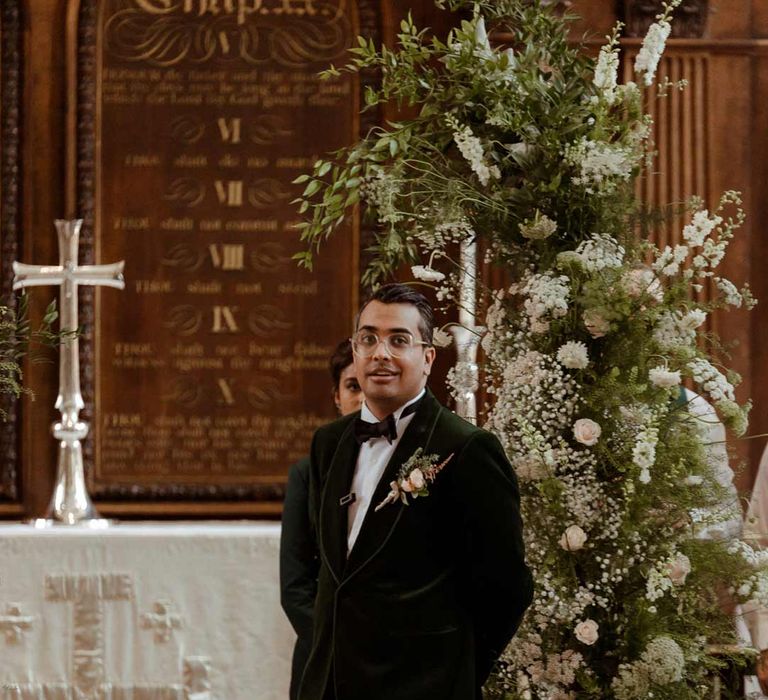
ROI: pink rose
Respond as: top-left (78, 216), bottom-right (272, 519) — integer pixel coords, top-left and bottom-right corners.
top-left (573, 418), bottom-right (601, 446)
top-left (574, 619), bottom-right (599, 645)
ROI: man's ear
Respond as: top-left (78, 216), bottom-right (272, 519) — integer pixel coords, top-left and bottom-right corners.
top-left (423, 346), bottom-right (436, 376)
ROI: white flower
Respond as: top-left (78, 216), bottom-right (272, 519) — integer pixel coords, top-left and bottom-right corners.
top-left (575, 233), bottom-right (625, 273)
top-left (649, 366), bottom-right (681, 388)
top-left (564, 138), bottom-right (636, 195)
top-left (560, 524), bottom-right (588, 552)
top-left (642, 636), bottom-right (684, 684)
top-left (573, 418), bottom-right (601, 446)
top-left (574, 619), bottom-right (599, 645)
top-left (408, 468), bottom-right (425, 491)
top-left (473, 16), bottom-right (493, 59)
top-left (652, 244), bottom-right (689, 277)
top-left (557, 341), bottom-right (589, 369)
top-left (583, 308), bottom-right (610, 338)
top-left (688, 358), bottom-right (736, 404)
top-left (683, 209), bottom-right (722, 247)
top-left (411, 265), bottom-right (445, 283)
top-left (716, 277), bottom-right (743, 307)
top-left (667, 553), bottom-right (691, 586)
top-left (451, 118), bottom-right (500, 187)
top-left (432, 328), bottom-right (453, 348)
top-left (520, 212), bottom-right (558, 240)
top-left (681, 308), bottom-right (706, 330)
top-left (685, 474), bottom-right (704, 486)
top-left (634, 19), bottom-right (671, 86)
top-left (523, 273), bottom-right (570, 327)
top-left (622, 268), bottom-right (663, 302)
top-left (594, 44), bottom-right (619, 103)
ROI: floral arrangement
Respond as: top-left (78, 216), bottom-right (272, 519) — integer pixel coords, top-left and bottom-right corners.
top-left (293, 0), bottom-right (768, 697)
top-left (375, 448), bottom-right (454, 510)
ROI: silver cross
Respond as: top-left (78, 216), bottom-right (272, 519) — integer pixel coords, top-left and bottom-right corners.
top-left (13, 219), bottom-right (124, 524)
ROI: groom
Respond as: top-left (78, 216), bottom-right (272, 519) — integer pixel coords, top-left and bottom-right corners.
top-left (298, 284), bottom-right (533, 700)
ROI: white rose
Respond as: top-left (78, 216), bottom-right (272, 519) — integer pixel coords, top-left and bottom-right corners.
top-left (411, 265), bottom-right (445, 283)
top-left (649, 366), bottom-right (682, 388)
top-left (574, 619), bottom-right (599, 645)
top-left (583, 308), bottom-right (610, 338)
top-left (559, 524), bottom-right (587, 552)
top-left (408, 468), bottom-right (425, 491)
top-left (573, 418), bottom-right (601, 446)
top-left (667, 553), bottom-right (691, 586)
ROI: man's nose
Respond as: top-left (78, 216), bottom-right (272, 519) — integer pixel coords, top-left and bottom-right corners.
top-left (371, 338), bottom-right (393, 360)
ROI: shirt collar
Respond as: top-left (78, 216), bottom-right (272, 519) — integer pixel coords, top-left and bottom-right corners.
top-left (360, 388), bottom-right (426, 424)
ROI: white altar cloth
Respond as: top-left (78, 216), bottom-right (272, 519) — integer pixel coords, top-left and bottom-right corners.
top-left (0, 522), bottom-right (294, 699)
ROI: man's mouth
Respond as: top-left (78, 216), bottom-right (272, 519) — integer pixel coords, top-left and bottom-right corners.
top-left (368, 368), bottom-right (399, 378)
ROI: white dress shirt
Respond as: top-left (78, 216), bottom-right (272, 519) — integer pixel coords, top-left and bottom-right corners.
top-left (346, 389), bottom-right (425, 553)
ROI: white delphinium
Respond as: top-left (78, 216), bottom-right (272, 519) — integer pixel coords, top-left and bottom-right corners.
top-left (652, 244), bottom-right (689, 276)
top-left (715, 277), bottom-right (743, 307)
top-left (557, 341), bottom-right (589, 369)
top-left (594, 42), bottom-right (619, 104)
top-left (634, 18), bottom-right (672, 86)
top-left (520, 212), bottom-right (558, 240)
top-left (522, 273), bottom-right (570, 329)
top-left (450, 117), bottom-right (500, 186)
top-left (564, 138), bottom-right (636, 195)
top-left (649, 366), bottom-right (681, 388)
top-left (575, 233), bottom-right (625, 272)
top-left (682, 209), bottom-right (723, 247)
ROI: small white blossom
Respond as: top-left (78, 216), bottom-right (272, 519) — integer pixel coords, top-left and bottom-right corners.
top-left (411, 265), bottom-right (445, 282)
top-left (594, 44), bottom-right (619, 103)
top-left (652, 244), bottom-right (689, 277)
top-left (716, 277), bottom-right (743, 307)
top-left (683, 209), bottom-right (723, 247)
top-left (575, 234), bottom-right (625, 272)
top-left (432, 328), bottom-right (453, 348)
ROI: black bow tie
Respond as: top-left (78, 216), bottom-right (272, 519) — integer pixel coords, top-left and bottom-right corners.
top-left (353, 398), bottom-right (423, 445)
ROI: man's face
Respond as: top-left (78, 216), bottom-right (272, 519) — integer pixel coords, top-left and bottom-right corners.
top-left (353, 301), bottom-right (435, 416)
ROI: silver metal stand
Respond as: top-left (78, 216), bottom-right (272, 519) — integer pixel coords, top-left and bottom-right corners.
top-left (13, 219), bottom-right (124, 525)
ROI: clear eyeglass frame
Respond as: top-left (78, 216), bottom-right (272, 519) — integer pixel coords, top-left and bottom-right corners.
top-left (350, 331), bottom-right (431, 358)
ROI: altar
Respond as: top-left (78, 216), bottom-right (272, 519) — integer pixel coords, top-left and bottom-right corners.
top-left (0, 522), bottom-right (294, 699)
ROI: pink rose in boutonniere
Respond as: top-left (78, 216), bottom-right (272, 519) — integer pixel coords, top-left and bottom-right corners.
top-left (374, 448), bottom-right (454, 512)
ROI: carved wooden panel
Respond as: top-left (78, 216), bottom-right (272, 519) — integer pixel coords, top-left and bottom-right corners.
top-left (622, 0), bottom-right (710, 38)
top-left (0, 1), bottom-right (22, 502)
top-left (70, 0), bottom-right (382, 504)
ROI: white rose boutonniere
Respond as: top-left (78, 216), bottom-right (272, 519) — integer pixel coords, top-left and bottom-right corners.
top-left (375, 448), bottom-right (454, 511)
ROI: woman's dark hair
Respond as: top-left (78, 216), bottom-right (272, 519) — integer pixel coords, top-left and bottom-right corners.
top-left (355, 283), bottom-right (434, 345)
top-left (329, 339), bottom-right (354, 390)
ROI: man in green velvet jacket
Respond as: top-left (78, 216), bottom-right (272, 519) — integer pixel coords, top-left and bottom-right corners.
top-left (298, 284), bottom-right (533, 700)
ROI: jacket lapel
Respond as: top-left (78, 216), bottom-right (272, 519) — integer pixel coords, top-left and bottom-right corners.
top-left (318, 419), bottom-right (360, 584)
top-left (344, 390), bottom-right (442, 579)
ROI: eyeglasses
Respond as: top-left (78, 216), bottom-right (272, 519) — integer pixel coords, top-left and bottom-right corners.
top-left (350, 331), bottom-right (431, 358)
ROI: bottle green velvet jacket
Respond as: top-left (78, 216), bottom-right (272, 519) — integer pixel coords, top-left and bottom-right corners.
top-left (298, 390), bottom-right (533, 700)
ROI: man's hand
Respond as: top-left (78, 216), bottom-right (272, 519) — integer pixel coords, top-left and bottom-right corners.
top-left (757, 649), bottom-right (768, 694)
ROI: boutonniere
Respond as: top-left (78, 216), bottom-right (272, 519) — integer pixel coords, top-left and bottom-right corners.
top-left (374, 448), bottom-right (454, 512)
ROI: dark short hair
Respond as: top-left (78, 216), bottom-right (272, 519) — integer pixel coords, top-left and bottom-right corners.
top-left (329, 339), bottom-right (354, 390)
top-left (355, 283), bottom-right (434, 345)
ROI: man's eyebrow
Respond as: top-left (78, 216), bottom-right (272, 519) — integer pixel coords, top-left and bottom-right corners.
top-left (358, 325), bottom-right (414, 334)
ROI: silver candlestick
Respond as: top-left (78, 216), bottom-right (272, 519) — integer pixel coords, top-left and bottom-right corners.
top-left (13, 219), bottom-right (124, 525)
top-left (449, 237), bottom-right (481, 424)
